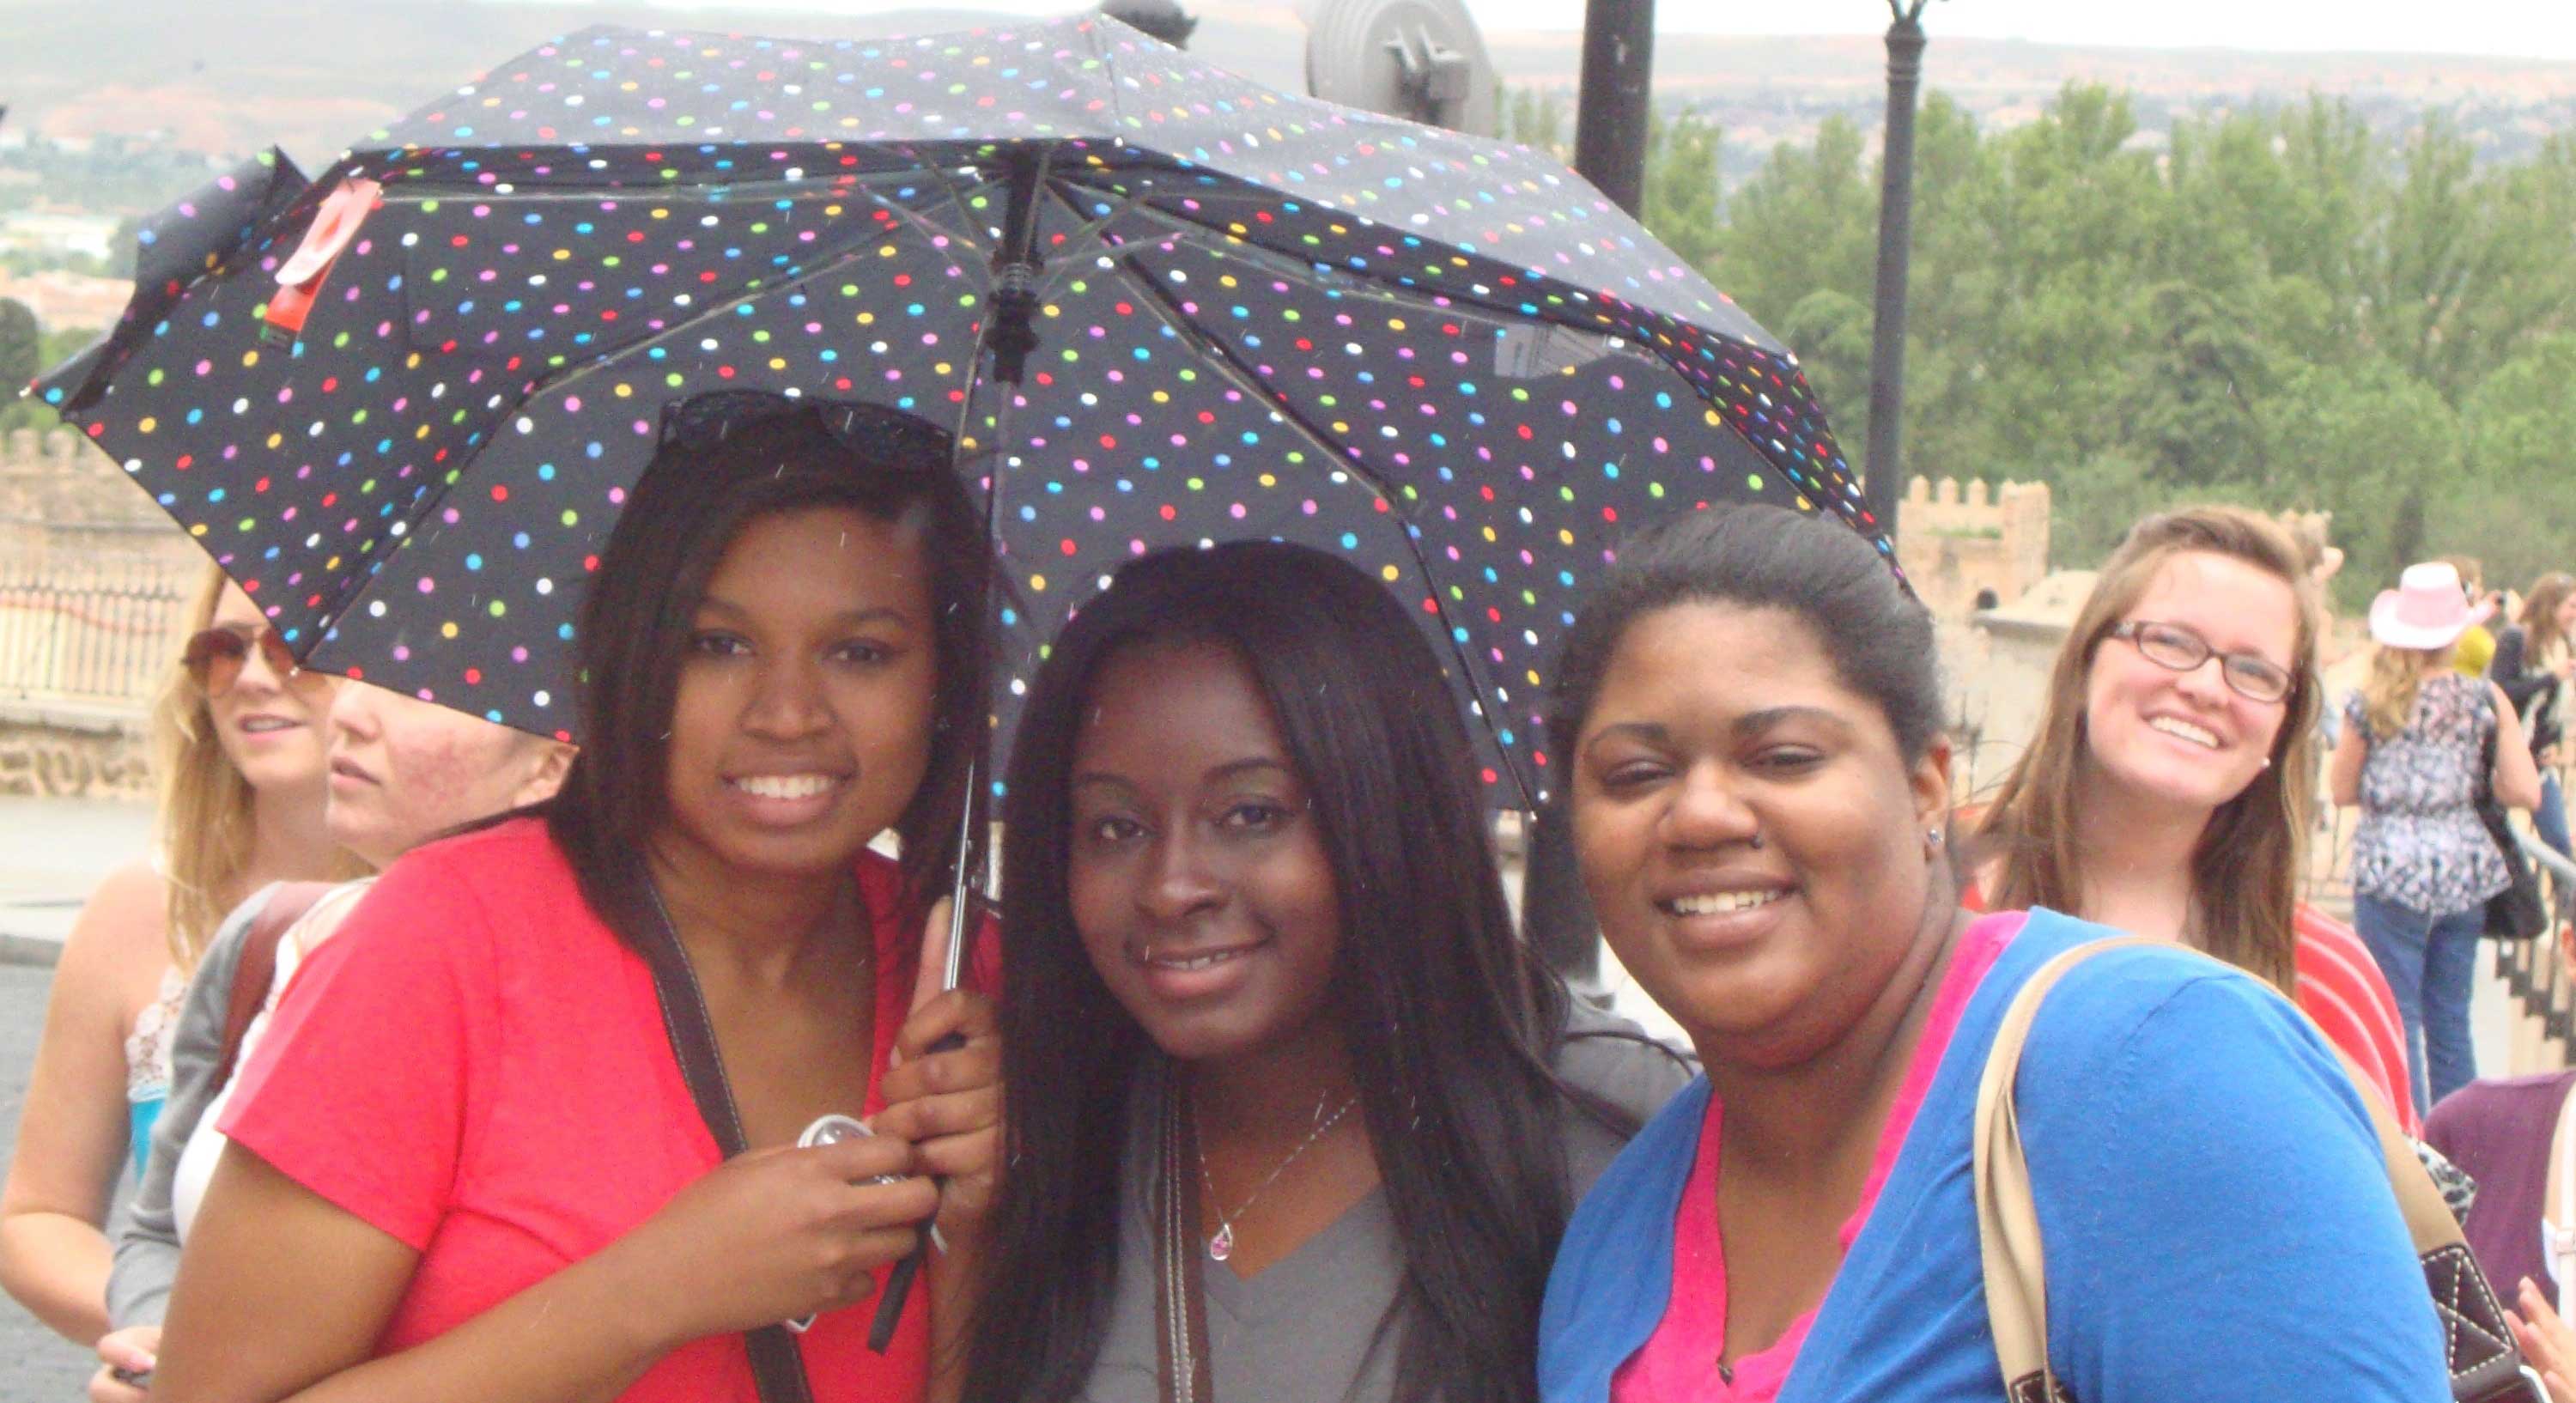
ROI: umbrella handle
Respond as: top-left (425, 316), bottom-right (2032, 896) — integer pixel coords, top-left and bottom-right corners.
top-left (865, 754), bottom-right (982, 1350)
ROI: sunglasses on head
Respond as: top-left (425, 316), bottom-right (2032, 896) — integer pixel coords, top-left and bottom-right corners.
top-left (658, 389), bottom-right (956, 468)
top-left (182, 625), bottom-right (304, 698)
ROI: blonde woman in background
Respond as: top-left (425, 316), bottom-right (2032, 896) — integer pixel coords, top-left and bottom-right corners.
top-left (2331, 560), bottom-right (2543, 1118)
top-left (0, 563), bottom-right (358, 1344)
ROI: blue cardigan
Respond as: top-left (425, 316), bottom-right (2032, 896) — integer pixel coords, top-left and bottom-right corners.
top-left (1538, 908), bottom-right (2448, 1402)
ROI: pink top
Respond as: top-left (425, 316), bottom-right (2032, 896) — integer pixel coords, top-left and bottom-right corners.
top-left (1611, 912), bottom-right (2026, 1403)
top-left (224, 818), bottom-right (959, 1403)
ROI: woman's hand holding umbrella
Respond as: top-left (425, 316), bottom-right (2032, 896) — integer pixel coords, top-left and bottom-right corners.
top-left (870, 897), bottom-right (1005, 1387)
top-left (602, 1133), bottom-right (938, 1350)
top-left (877, 899), bottom-right (1005, 1242)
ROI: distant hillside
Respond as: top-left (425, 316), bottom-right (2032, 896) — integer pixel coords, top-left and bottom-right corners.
top-left (3, 0), bottom-right (2572, 186)
top-left (1537, 33), bottom-right (2576, 170)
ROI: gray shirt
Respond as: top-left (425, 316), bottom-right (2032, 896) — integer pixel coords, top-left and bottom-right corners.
top-left (1078, 1004), bottom-right (1692, 1403)
top-left (105, 884), bottom-right (283, 1327)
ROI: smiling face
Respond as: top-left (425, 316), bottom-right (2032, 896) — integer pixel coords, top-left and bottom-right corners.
top-left (1066, 639), bottom-right (1346, 1066)
top-left (1571, 602), bottom-right (1951, 1068)
top-left (2081, 550), bottom-right (2299, 821)
top-left (653, 506), bottom-right (939, 887)
top-left (202, 583), bottom-right (335, 794)
top-left (325, 683), bottom-right (570, 867)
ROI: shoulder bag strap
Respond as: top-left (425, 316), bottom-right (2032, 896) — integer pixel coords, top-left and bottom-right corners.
top-left (1971, 936), bottom-right (2142, 1402)
top-left (212, 880), bottom-right (337, 1087)
top-left (1975, 936), bottom-right (2542, 1403)
top-left (630, 865), bottom-right (816, 1403)
top-left (1153, 1063), bottom-right (1216, 1403)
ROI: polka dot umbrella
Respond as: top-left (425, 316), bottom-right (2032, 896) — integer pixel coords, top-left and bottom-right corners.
top-left (33, 13), bottom-right (1883, 810)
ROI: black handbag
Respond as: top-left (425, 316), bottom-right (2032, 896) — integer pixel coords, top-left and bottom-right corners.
top-left (2478, 704), bottom-right (2549, 942)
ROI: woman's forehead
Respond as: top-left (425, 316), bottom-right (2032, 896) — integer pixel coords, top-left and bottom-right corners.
top-left (1592, 602), bottom-right (1870, 725)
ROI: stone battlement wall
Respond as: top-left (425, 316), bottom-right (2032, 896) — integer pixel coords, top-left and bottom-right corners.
top-left (0, 428), bottom-right (203, 799)
top-left (1896, 476), bottom-right (2051, 621)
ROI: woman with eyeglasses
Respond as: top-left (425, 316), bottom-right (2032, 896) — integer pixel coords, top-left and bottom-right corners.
top-left (2331, 559), bottom-right (2543, 1116)
top-left (0, 565), bottom-right (361, 1346)
top-left (1967, 507), bottom-right (2423, 1128)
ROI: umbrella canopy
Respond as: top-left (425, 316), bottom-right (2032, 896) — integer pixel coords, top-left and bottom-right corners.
top-left (37, 14), bottom-right (1880, 805)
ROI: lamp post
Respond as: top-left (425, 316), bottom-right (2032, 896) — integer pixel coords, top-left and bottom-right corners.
top-left (1864, 0), bottom-right (1932, 542)
top-left (1572, 0), bottom-right (1655, 216)
top-left (1526, 0), bottom-right (1656, 983)
top-left (1102, 0), bottom-right (1198, 48)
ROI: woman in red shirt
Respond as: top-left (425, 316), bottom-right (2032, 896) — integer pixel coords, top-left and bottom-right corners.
top-left (150, 398), bottom-right (1004, 1403)
top-left (1965, 506), bottom-right (2418, 1128)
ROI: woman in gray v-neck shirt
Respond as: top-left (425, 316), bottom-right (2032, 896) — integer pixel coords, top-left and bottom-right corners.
top-left (963, 544), bottom-right (1692, 1403)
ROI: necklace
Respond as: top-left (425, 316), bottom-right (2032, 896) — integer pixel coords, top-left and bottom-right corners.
top-left (1194, 1090), bottom-right (1361, 1262)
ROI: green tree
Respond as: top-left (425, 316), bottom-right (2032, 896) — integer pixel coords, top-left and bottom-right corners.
top-left (2253, 357), bottom-right (2461, 599)
top-left (1587, 76), bottom-right (2576, 573)
top-left (0, 298), bottom-right (41, 396)
top-left (1639, 108), bottom-right (1724, 273)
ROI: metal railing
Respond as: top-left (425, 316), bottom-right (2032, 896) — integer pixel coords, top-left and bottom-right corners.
top-left (2493, 822), bottom-right (2576, 1061)
top-left (0, 559), bottom-right (191, 711)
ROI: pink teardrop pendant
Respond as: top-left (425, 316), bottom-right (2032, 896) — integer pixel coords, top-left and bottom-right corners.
top-left (1207, 1224), bottom-right (1235, 1262)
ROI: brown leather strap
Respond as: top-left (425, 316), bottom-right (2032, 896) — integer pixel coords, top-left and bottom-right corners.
top-left (1153, 1065), bottom-right (1216, 1403)
top-left (212, 881), bottom-right (337, 1087)
top-left (632, 866), bottom-right (816, 1403)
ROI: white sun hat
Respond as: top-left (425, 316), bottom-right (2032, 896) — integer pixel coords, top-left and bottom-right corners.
top-left (2367, 561), bottom-right (2477, 651)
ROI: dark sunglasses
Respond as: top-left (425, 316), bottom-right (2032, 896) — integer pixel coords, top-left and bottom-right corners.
top-left (182, 625), bottom-right (304, 697)
top-left (2107, 620), bottom-right (2296, 704)
top-left (657, 389), bottom-right (955, 468)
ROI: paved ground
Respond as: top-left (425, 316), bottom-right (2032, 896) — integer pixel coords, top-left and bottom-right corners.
top-left (0, 962), bottom-right (112, 1398)
top-left (0, 796), bottom-right (155, 961)
top-left (0, 794), bottom-right (151, 1394)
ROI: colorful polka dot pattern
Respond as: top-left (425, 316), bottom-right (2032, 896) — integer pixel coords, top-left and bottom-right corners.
top-left (37, 14), bottom-right (1877, 805)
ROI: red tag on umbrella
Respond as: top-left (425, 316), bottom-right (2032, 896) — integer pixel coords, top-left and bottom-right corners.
top-left (263, 177), bottom-right (380, 345)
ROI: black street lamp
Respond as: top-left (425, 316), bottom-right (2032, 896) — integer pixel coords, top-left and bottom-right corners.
top-left (1525, 0), bottom-right (1656, 982)
top-left (1572, 0), bottom-right (1656, 216)
top-left (1864, 0), bottom-right (1933, 543)
top-left (1102, 0), bottom-right (1198, 48)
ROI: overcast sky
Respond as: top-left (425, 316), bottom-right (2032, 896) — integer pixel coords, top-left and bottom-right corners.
top-left (628, 1), bottom-right (2576, 61)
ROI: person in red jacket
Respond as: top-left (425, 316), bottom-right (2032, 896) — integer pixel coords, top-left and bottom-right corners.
top-left (1965, 506), bottom-right (2418, 1130)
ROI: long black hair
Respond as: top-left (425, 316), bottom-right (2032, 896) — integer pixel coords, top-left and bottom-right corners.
top-left (967, 541), bottom-right (1611, 1403)
top-left (542, 398), bottom-right (993, 945)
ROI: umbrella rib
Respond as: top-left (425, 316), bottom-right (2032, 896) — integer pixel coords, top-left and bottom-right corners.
top-left (312, 180), bottom-right (1007, 643)
top-left (499, 180), bottom-right (1004, 410)
top-left (1117, 255), bottom-right (1538, 812)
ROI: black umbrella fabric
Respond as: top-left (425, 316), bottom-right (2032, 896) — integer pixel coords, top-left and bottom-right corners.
top-left (36, 14), bottom-right (1880, 805)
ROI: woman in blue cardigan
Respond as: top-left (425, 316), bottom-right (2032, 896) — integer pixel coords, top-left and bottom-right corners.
top-left (1536, 505), bottom-right (2445, 1402)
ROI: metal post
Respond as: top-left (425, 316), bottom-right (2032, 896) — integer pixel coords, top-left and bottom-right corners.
top-left (1537, 0), bottom-right (1653, 981)
top-left (1572, 0), bottom-right (1655, 216)
top-left (1100, 0), bottom-right (1198, 48)
top-left (1864, 2), bottom-right (1930, 542)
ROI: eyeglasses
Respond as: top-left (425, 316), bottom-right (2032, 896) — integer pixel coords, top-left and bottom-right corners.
top-left (2106, 620), bottom-right (2296, 704)
top-left (657, 389), bottom-right (954, 470)
top-left (181, 625), bottom-right (304, 698)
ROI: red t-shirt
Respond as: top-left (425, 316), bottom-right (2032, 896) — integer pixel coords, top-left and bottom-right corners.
top-left (1956, 883), bottom-right (2419, 1137)
top-left (2290, 903), bottom-right (2421, 1137)
top-left (223, 817), bottom-right (955, 1403)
